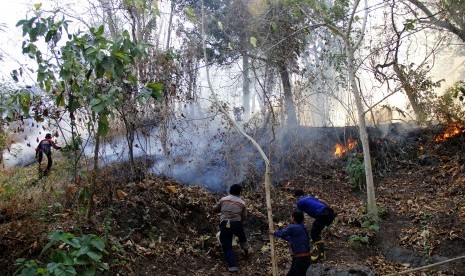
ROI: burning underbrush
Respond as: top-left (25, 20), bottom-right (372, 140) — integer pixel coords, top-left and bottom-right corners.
top-left (434, 122), bottom-right (465, 142)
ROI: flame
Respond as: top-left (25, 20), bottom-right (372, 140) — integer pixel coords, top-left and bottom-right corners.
top-left (334, 138), bottom-right (358, 157)
top-left (435, 123), bottom-right (465, 142)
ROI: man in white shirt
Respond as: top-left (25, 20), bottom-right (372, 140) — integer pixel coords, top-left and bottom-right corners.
top-left (212, 184), bottom-right (250, 273)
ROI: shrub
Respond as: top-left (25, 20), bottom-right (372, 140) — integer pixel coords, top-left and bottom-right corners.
top-left (345, 153), bottom-right (366, 191)
top-left (14, 231), bottom-right (108, 276)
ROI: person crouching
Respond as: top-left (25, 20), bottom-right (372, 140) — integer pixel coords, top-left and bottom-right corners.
top-left (270, 209), bottom-right (311, 276)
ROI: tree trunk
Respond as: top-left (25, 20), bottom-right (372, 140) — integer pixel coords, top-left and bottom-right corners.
top-left (87, 124), bottom-right (100, 220)
top-left (125, 120), bottom-right (135, 176)
top-left (166, 1), bottom-right (174, 49)
top-left (393, 64), bottom-right (423, 122)
top-left (243, 55), bottom-right (250, 118)
top-left (0, 123), bottom-right (4, 168)
top-left (278, 61), bottom-right (298, 126)
top-left (264, 163), bottom-right (278, 275)
top-left (347, 44), bottom-right (378, 219)
top-left (70, 110), bottom-right (79, 185)
top-left (98, 0), bottom-right (118, 39)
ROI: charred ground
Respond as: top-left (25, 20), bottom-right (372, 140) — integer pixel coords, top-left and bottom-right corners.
top-left (1, 125), bottom-right (465, 275)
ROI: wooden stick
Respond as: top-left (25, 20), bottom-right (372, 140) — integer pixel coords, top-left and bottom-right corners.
top-left (385, 255), bottom-right (465, 275)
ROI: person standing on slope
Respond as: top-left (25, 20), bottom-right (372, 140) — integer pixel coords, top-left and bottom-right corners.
top-left (212, 184), bottom-right (250, 273)
top-left (36, 133), bottom-right (62, 175)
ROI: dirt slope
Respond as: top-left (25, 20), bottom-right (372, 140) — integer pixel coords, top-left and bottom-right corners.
top-left (1, 131), bottom-right (464, 275)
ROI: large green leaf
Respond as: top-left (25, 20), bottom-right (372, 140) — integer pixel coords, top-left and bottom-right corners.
top-left (79, 267), bottom-right (96, 276)
top-left (74, 255), bottom-right (90, 266)
top-left (50, 250), bottom-right (74, 266)
top-left (76, 245), bottom-right (91, 257)
top-left (86, 250), bottom-right (102, 261)
top-left (90, 238), bottom-right (105, 252)
top-left (146, 82), bottom-right (164, 100)
top-left (68, 95), bottom-right (81, 113)
top-left (56, 93), bottom-right (66, 107)
top-left (47, 262), bottom-right (77, 276)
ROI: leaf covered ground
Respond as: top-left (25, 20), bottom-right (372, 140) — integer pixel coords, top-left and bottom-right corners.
top-left (1, 128), bottom-right (465, 275)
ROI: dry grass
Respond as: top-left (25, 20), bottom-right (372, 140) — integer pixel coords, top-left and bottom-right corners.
top-left (0, 158), bottom-right (72, 215)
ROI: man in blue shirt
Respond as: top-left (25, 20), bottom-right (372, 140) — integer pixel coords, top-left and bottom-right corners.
top-left (294, 189), bottom-right (336, 262)
top-left (270, 209), bottom-right (311, 276)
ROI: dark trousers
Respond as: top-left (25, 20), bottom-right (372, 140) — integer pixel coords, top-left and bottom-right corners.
top-left (38, 152), bottom-right (52, 172)
top-left (287, 256), bottom-right (311, 276)
top-left (219, 220), bottom-right (247, 269)
top-left (310, 208), bottom-right (335, 242)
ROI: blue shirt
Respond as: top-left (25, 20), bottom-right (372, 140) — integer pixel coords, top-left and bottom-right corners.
top-left (296, 196), bottom-right (327, 218)
top-left (273, 224), bottom-right (310, 254)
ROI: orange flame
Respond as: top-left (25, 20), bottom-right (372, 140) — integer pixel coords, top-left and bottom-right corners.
top-left (334, 138), bottom-right (358, 157)
top-left (435, 123), bottom-right (465, 142)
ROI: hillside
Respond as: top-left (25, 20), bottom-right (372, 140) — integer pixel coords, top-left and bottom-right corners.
top-left (0, 127), bottom-right (465, 275)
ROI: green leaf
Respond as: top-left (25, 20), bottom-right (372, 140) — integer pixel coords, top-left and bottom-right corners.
top-left (91, 102), bottom-right (106, 114)
top-left (17, 266), bottom-right (38, 276)
top-left (80, 267), bottom-right (96, 276)
top-left (11, 70), bottom-right (19, 82)
top-left (50, 263), bottom-right (76, 276)
top-left (185, 7), bottom-right (196, 20)
top-left (271, 22), bottom-right (278, 32)
top-left (146, 82), bottom-right (163, 100)
top-left (250, 37), bottom-right (257, 48)
top-left (100, 57), bottom-right (115, 77)
top-left (404, 19), bottom-right (416, 31)
top-left (89, 98), bottom-right (102, 106)
top-left (98, 262), bottom-right (109, 271)
top-left (56, 93), bottom-right (66, 107)
top-left (74, 255), bottom-right (90, 266)
top-left (65, 237), bottom-right (81, 249)
top-left (96, 25), bottom-right (104, 36)
top-left (34, 3), bottom-right (42, 10)
top-left (113, 52), bottom-right (130, 63)
top-left (86, 250), bottom-right (102, 261)
top-left (16, 19), bottom-right (29, 27)
top-left (90, 238), bottom-right (105, 252)
top-left (68, 95), bottom-right (81, 113)
top-left (77, 245), bottom-right (91, 256)
top-left (50, 249), bottom-right (67, 263)
top-left (41, 231), bottom-right (64, 254)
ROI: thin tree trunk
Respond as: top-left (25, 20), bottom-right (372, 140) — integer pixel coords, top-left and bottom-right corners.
top-left (243, 55), bottom-right (250, 118)
top-left (125, 120), bottom-right (135, 175)
top-left (70, 110), bottom-right (78, 185)
top-left (393, 64), bottom-right (423, 122)
top-left (87, 125), bottom-right (100, 220)
top-left (166, 1), bottom-right (174, 49)
top-left (278, 61), bottom-right (298, 126)
top-left (0, 123), bottom-right (4, 168)
top-left (347, 41), bottom-right (378, 219)
top-left (98, 0), bottom-right (118, 39)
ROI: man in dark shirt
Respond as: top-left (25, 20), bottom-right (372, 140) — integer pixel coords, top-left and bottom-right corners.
top-left (35, 133), bottom-right (61, 175)
top-left (270, 209), bottom-right (310, 276)
top-left (294, 189), bottom-right (336, 262)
